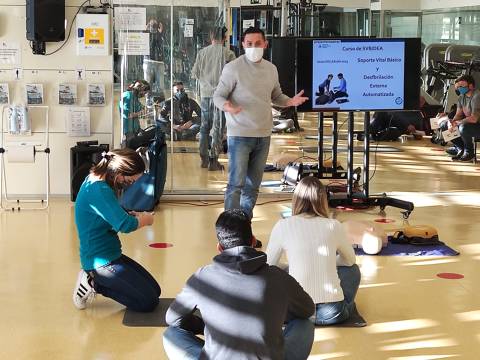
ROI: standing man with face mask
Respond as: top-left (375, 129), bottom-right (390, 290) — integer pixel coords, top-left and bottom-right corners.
top-left (192, 27), bottom-right (236, 171)
top-left (213, 27), bottom-right (308, 238)
top-left (446, 75), bottom-right (480, 162)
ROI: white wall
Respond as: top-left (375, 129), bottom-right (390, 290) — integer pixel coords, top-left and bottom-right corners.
top-left (380, 0), bottom-right (420, 11)
top-left (0, 1), bottom-right (113, 196)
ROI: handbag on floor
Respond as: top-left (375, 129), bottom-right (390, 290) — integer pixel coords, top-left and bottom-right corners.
top-left (120, 123), bottom-right (167, 212)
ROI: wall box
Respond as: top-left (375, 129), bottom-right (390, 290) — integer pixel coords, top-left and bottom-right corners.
top-left (76, 14), bottom-right (110, 56)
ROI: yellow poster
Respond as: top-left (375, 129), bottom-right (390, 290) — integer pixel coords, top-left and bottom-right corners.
top-left (85, 28), bottom-right (104, 45)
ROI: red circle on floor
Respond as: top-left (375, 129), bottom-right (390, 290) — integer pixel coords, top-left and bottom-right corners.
top-left (336, 206), bottom-right (354, 211)
top-left (149, 243), bottom-right (173, 249)
top-left (374, 218), bottom-right (396, 223)
top-left (437, 273), bottom-right (464, 280)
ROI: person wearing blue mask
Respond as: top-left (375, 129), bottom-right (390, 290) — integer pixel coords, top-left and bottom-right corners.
top-left (159, 82), bottom-right (202, 141)
top-left (445, 75), bottom-right (480, 162)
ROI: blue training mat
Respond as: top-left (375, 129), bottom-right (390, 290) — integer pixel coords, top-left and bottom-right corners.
top-left (355, 240), bottom-right (460, 256)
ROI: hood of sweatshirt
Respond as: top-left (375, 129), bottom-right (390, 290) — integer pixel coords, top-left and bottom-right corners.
top-left (213, 246), bottom-right (267, 275)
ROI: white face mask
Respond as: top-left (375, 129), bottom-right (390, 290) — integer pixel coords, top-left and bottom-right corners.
top-left (244, 47), bottom-right (264, 62)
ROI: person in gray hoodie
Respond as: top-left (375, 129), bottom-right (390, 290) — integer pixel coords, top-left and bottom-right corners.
top-left (163, 209), bottom-right (315, 360)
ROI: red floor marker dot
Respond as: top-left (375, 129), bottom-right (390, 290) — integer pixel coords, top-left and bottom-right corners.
top-left (374, 218), bottom-right (396, 223)
top-left (149, 243), bottom-right (173, 249)
top-left (336, 206), bottom-right (354, 211)
top-left (437, 273), bottom-right (464, 280)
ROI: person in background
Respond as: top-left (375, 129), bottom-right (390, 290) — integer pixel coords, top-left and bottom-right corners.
top-left (120, 80), bottom-right (151, 144)
top-left (266, 176), bottom-right (361, 326)
top-left (163, 209), bottom-right (315, 360)
top-left (213, 27), bottom-right (308, 236)
top-left (144, 18), bottom-right (166, 99)
top-left (444, 75), bottom-right (480, 161)
top-left (329, 73), bottom-right (348, 102)
top-left (159, 81), bottom-right (202, 141)
top-left (72, 148), bottom-right (160, 312)
top-left (192, 26), bottom-right (236, 171)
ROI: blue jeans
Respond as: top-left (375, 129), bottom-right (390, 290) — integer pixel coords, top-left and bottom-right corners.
top-left (457, 122), bottom-right (480, 153)
top-left (199, 97), bottom-right (224, 159)
top-left (449, 122), bottom-right (480, 153)
top-left (91, 254), bottom-right (160, 312)
top-left (163, 318), bottom-right (314, 360)
top-left (315, 264), bottom-right (361, 325)
top-left (225, 136), bottom-right (271, 219)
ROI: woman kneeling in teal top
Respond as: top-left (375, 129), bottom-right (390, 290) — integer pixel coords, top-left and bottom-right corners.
top-left (72, 148), bottom-right (160, 312)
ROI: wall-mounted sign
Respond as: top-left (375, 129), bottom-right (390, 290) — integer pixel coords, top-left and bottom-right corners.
top-left (0, 41), bottom-right (21, 65)
top-left (76, 14), bottom-right (110, 56)
top-left (114, 7), bottom-right (147, 31)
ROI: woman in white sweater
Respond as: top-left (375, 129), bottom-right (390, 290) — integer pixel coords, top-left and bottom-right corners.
top-left (266, 176), bottom-right (361, 325)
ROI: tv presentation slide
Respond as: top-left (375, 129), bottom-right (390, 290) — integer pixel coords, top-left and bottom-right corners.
top-left (312, 40), bottom-right (405, 110)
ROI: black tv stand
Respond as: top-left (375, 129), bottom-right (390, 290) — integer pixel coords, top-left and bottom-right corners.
top-left (314, 111), bottom-right (414, 219)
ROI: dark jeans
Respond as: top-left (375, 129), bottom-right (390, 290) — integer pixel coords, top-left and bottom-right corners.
top-left (163, 318), bottom-right (314, 360)
top-left (199, 97), bottom-right (224, 159)
top-left (451, 122), bottom-right (480, 153)
top-left (225, 136), bottom-right (270, 219)
top-left (315, 264), bottom-right (361, 325)
top-left (91, 254), bottom-right (160, 312)
top-left (331, 91), bottom-right (348, 100)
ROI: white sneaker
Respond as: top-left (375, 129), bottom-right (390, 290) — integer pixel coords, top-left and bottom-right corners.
top-left (73, 270), bottom-right (95, 310)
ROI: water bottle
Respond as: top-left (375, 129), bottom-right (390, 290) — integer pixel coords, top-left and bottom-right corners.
top-left (18, 106), bottom-right (30, 134)
top-left (8, 105), bottom-right (19, 134)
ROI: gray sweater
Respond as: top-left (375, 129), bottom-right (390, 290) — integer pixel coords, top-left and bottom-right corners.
top-left (213, 55), bottom-right (291, 137)
top-left (191, 43), bottom-right (236, 98)
top-left (166, 246), bottom-right (315, 360)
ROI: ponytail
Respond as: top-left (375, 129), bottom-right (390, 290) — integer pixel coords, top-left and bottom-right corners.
top-left (91, 148), bottom-right (145, 195)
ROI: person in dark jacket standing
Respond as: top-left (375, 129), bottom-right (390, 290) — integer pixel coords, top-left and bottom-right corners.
top-left (163, 209), bottom-right (315, 360)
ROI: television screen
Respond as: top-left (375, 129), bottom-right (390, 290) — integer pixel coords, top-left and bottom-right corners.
top-left (296, 38), bottom-right (421, 112)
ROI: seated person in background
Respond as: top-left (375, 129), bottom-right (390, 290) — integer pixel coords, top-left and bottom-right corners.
top-left (73, 149), bottom-right (160, 312)
top-left (329, 73), bottom-right (349, 103)
top-left (158, 81), bottom-right (201, 141)
top-left (442, 75), bottom-right (480, 162)
top-left (266, 176), bottom-right (361, 326)
top-left (163, 209), bottom-right (315, 360)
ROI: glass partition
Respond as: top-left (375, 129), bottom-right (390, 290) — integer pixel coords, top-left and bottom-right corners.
top-left (113, 2), bottom-right (371, 195)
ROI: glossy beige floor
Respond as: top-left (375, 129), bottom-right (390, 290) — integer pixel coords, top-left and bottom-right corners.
top-left (1, 128), bottom-right (480, 360)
